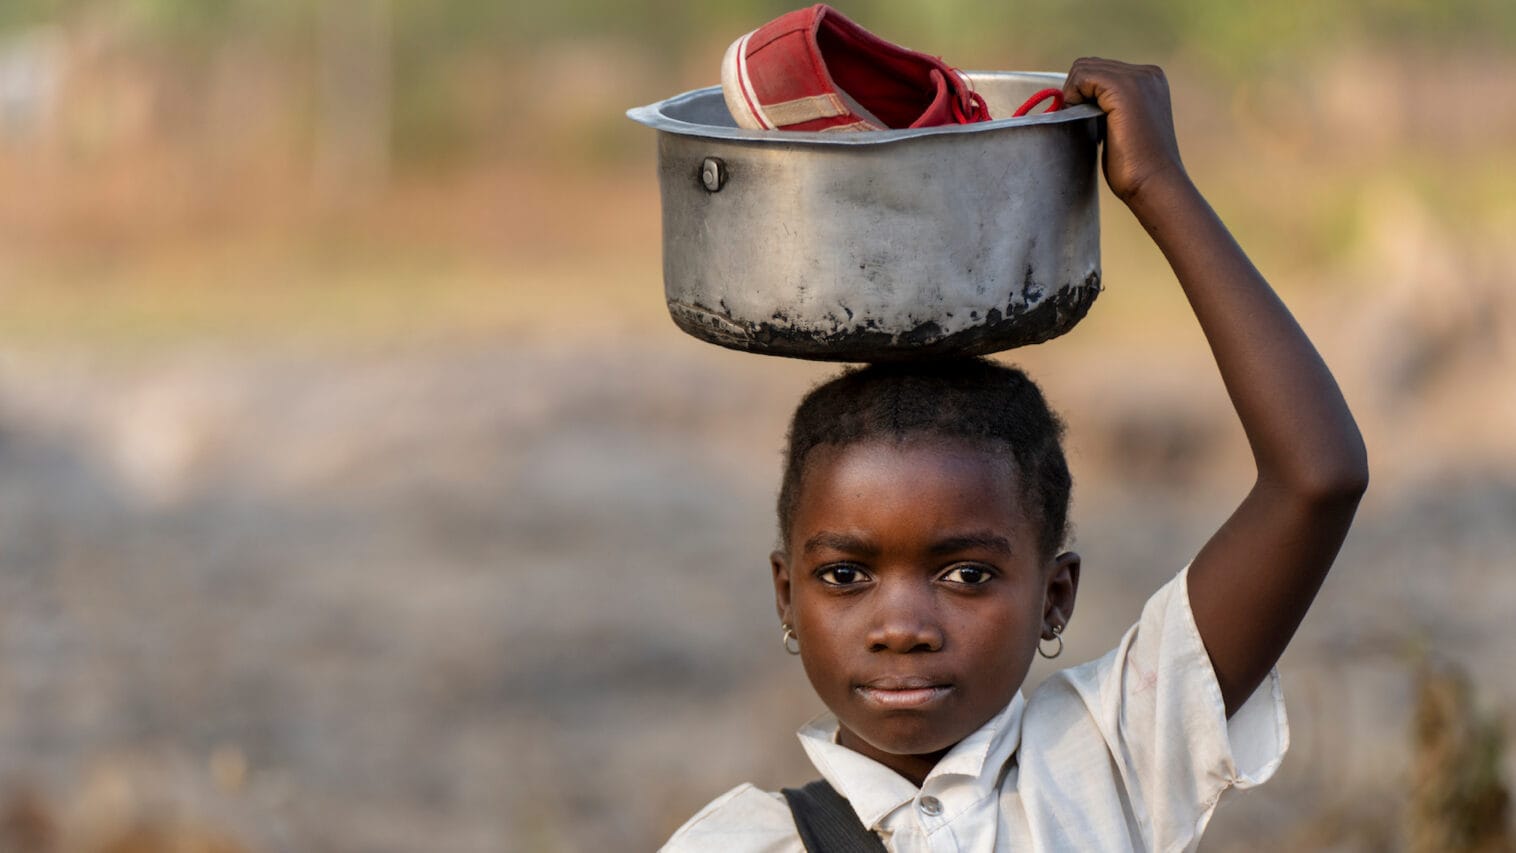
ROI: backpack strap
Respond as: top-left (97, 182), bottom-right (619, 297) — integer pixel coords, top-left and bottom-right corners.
top-left (781, 779), bottom-right (888, 853)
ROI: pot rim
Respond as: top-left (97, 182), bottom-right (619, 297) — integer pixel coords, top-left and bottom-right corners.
top-left (626, 70), bottom-right (1103, 145)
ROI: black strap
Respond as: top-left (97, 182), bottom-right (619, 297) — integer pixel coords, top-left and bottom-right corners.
top-left (781, 779), bottom-right (888, 853)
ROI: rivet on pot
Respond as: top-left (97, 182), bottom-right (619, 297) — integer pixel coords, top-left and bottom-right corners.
top-left (700, 157), bottom-right (726, 192)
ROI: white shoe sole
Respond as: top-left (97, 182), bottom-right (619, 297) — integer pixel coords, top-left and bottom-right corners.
top-left (721, 31), bottom-right (771, 130)
top-left (720, 28), bottom-right (886, 132)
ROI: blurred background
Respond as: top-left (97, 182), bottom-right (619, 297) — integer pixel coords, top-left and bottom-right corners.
top-left (0, 1), bottom-right (1513, 850)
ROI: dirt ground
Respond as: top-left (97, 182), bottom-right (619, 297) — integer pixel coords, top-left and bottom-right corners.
top-left (1, 277), bottom-right (1513, 851)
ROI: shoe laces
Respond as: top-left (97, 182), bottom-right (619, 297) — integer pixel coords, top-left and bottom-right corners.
top-left (948, 71), bottom-right (1066, 122)
top-left (1011, 87), bottom-right (1064, 117)
top-left (950, 69), bottom-right (991, 123)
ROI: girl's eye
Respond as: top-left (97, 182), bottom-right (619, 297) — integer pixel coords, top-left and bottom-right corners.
top-left (941, 564), bottom-right (994, 585)
top-left (817, 565), bottom-right (869, 586)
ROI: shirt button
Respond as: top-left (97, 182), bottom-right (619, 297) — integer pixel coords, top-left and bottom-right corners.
top-left (919, 796), bottom-right (943, 817)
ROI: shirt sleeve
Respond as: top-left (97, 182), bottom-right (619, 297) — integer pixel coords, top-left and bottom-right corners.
top-left (659, 783), bottom-right (806, 853)
top-left (1041, 564), bottom-right (1289, 850)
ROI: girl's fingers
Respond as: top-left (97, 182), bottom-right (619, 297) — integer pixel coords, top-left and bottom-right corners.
top-left (1062, 57), bottom-right (1116, 109)
top-left (1061, 58), bottom-right (1094, 106)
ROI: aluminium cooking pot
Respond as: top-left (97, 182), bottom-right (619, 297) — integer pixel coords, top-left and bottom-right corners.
top-left (627, 71), bottom-right (1104, 361)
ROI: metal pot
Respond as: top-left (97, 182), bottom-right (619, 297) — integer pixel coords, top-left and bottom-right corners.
top-left (627, 72), bottom-right (1103, 362)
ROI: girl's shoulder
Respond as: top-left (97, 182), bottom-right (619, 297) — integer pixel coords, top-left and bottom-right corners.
top-left (659, 783), bottom-right (802, 853)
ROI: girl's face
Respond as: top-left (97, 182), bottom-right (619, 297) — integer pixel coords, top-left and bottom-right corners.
top-left (772, 437), bottom-right (1078, 784)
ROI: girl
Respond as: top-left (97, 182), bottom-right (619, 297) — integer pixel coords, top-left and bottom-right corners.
top-left (662, 58), bottom-right (1368, 852)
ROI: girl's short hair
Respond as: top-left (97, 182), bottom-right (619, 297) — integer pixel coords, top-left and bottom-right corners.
top-left (778, 358), bottom-right (1071, 559)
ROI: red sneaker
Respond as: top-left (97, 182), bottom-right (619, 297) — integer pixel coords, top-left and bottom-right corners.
top-left (721, 4), bottom-right (991, 132)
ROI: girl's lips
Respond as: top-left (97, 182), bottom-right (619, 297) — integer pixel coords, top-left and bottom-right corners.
top-left (855, 684), bottom-right (953, 709)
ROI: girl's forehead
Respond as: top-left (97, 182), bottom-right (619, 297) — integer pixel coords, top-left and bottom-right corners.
top-left (803, 436), bottom-right (1020, 484)
top-left (794, 438), bottom-right (1028, 527)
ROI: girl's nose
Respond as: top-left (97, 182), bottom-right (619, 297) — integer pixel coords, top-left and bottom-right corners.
top-left (866, 585), bottom-right (944, 653)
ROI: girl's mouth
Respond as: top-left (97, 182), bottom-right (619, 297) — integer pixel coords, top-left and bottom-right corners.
top-left (855, 680), bottom-right (953, 709)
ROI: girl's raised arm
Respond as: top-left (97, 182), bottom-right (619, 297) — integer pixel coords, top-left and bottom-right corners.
top-left (1063, 58), bottom-right (1369, 716)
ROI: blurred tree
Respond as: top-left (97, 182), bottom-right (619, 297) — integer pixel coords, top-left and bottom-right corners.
top-left (315, 0), bottom-right (390, 203)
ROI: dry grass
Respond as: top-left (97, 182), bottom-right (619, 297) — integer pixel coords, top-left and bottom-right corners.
top-left (1409, 660), bottom-right (1514, 853)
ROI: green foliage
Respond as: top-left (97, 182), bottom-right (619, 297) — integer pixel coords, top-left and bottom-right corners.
top-left (0, 0), bottom-right (308, 38)
top-left (3, 0), bottom-right (1513, 170)
top-left (0, 0), bottom-right (66, 29)
top-left (6, 0), bottom-right (1514, 56)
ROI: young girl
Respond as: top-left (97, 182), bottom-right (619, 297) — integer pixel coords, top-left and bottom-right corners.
top-left (662, 58), bottom-right (1368, 852)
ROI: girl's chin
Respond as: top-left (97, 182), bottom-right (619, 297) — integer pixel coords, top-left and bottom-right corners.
top-left (840, 719), bottom-right (967, 760)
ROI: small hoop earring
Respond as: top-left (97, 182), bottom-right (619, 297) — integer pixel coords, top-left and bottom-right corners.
top-left (781, 624), bottom-right (801, 656)
top-left (1038, 622), bottom-right (1064, 660)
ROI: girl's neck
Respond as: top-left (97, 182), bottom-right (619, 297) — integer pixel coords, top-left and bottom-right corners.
top-left (836, 724), bottom-right (951, 789)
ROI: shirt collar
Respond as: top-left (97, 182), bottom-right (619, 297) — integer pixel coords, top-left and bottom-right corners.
top-left (795, 692), bottom-right (1026, 830)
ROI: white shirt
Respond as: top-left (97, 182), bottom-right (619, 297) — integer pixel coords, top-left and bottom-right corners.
top-left (661, 566), bottom-right (1289, 852)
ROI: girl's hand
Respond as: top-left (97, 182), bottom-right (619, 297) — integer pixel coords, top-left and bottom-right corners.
top-left (1062, 58), bottom-right (1187, 204)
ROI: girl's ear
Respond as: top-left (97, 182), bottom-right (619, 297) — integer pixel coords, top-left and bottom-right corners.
top-left (771, 549), bottom-right (794, 625)
top-left (1043, 551), bottom-right (1081, 631)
